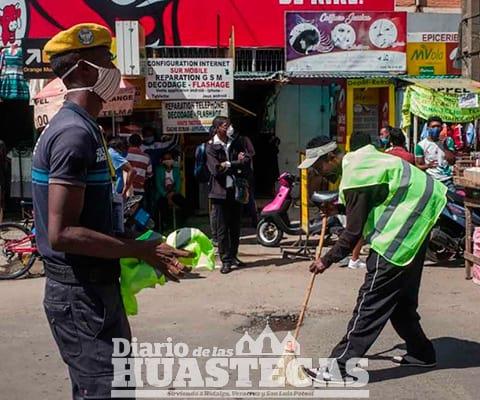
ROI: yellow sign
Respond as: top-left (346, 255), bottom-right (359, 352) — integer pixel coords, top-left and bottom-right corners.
top-left (407, 43), bottom-right (447, 76)
top-left (125, 77), bottom-right (163, 110)
top-left (300, 153), bottom-right (310, 235)
top-left (347, 78), bottom-right (392, 88)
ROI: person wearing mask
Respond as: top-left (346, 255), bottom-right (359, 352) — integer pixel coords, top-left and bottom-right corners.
top-left (206, 116), bottom-right (251, 274)
top-left (379, 125), bottom-right (393, 150)
top-left (155, 152), bottom-right (189, 230)
top-left (415, 116), bottom-right (456, 192)
top-left (127, 133), bottom-right (153, 196)
top-left (32, 24), bottom-right (190, 399)
top-left (108, 137), bottom-right (136, 197)
top-left (386, 128), bottom-right (415, 164)
top-left (303, 133), bottom-right (447, 384)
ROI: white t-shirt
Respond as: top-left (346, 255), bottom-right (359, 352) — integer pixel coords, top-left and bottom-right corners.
top-left (415, 137), bottom-right (454, 182)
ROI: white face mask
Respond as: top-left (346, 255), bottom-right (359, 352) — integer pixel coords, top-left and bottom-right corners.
top-left (61, 60), bottom-right (121, 102)
top-left (226, 125), bottom-right (235, 138)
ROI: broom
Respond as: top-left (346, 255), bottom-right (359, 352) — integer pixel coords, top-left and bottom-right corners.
top-left (271, 215), bottom-right (328, 387)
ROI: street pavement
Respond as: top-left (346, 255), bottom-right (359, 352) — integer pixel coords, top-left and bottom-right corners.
top-left (0, 236), bottom-right (479, 400)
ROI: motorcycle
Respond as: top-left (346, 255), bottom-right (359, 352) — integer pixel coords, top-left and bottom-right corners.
top-left (427, 190), bottom-right (480, 262)
top-left (256, 172), bottom-right (342, 247)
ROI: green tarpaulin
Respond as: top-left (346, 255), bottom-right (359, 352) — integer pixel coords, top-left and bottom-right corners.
top-left (402, 85), bottom-right (480, 129)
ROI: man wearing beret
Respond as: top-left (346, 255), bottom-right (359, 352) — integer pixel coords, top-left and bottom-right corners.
top-left (32, 24), bottom-right (190, 399)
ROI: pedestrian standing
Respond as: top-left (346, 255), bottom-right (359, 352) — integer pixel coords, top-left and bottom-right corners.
top-left (32, 23), bottom-right (190, 399)
top-left (386, 128), bottom-right (415, 164)
top-left (206, 117), bottom-right (251, 274)
top-left (127, 133), bottom-right (153, 196)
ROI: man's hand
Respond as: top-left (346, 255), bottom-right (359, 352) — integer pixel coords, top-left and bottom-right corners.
top-left (309, 258), bottom-right (329, 275)
top-left (140, 241), bottom-right (192, 282)
top-left (321, 202), bottom-right (338, 217)
top-left (426, 160), bottom-right (438, 169)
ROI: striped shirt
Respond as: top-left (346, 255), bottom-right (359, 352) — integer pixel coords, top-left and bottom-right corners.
top-left (127, 147), bottom-right (153, 193)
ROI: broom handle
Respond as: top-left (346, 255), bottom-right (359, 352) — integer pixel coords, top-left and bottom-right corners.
top-left (293, 215), bottom-right (328, 341)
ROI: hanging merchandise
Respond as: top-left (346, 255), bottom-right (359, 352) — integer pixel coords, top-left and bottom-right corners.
top-left (0, 46), bottom-right (29, 101)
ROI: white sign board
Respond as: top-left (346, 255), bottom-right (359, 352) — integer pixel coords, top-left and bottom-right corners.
top-left (162, 101), bottom-right (229, 134)
top-left (459, 93), bottom-right (479, 109)
top-left (146, 58), bottom-right (234, 100)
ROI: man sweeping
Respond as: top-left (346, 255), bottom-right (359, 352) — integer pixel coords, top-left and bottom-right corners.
top-left (301, 133), bottom-right (447, 383)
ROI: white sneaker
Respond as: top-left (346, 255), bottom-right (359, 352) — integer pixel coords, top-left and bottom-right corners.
top-left (348, 259), bottom-right (366, 269)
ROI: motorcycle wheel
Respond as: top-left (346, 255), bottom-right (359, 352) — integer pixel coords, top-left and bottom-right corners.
top-left (257, 219), bottom-right (283, 247)
top-left (426, 243), bottom-right (456, 263)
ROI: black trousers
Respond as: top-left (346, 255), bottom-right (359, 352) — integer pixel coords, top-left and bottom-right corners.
top-left (330, 238), bottom-right (435, 370)
top-left (212, 190), bottom-right (243, 264)
top-left (44, 278), bottom-right (134, 399)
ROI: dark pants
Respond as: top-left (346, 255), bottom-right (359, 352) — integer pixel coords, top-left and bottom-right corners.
top-left (330, 239), bottom-right (435, 370)
top-left (210, 201), bottom-right (218, 243)
top-left (44, 278), bottom-right (134, 399)
top-left (158, 193), bottom-right (190, 231)
top-left (212, 190), bottom-right (243, 264)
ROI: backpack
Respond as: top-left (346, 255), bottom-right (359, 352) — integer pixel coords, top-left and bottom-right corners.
top-left (194, 143), bottom-right (211, 183)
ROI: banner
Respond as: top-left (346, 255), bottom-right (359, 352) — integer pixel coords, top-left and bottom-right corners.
top-left (162, 101), bottom-right (228, 134)
top-left (402, 85), bottom-right (480, 129)
top-left (286, 11), bottom-right (407, 72)
top-left (9, 1), bottom-right (394, 50)
top-left (146, 59), bottom-right (234, 100)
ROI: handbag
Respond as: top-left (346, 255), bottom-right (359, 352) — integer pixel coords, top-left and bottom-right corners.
top-left (234, 176), bottom-right (250, 204)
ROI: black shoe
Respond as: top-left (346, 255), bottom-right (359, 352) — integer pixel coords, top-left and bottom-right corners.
top-left (392, 355), bottom-right (437, 368)
top-left (231, 257), bottom-right (247, 268)
top-left (220, 264), bottom-right (232, 274)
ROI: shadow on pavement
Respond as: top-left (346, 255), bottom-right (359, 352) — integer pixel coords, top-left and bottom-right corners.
top-left (231, 257), bottom-right (294, 271)
top-left (368, 337), bottom-right (480, 383)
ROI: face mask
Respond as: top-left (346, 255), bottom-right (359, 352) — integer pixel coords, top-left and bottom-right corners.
top-left (380, 137), bottom-right (389, 146)
top-left (163, 160), bottom-right (174, 167)
top-left (61, 60), bottom-right (121, 102)
top-left (226, 126), bottom-right (235, 138)
top-left (143, 137), bottom-right (155, 145)
top-left (428, 127), bottom-right (441, 141)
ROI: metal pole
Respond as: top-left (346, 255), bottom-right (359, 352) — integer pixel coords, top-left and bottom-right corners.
top-left (413, 114), bottom-right (419, 148)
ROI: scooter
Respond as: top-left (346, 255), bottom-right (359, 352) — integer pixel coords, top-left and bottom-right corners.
top-left (427, 190), bottom-right (480, 262)
top-left (256, 172), bottom-right (342, 247)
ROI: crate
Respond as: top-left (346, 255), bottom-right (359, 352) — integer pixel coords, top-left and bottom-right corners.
top-left (454, 158), bottom-right (476, 178)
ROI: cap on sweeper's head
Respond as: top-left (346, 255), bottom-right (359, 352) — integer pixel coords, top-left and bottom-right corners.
top-left (43, 23), bottom-right (112, 61)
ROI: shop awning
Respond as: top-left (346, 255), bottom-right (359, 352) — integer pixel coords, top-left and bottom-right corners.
top-left (399, 76), bottom-right (480, 93)
top-left (234, 71), bottom-right (281, 81)
top-left (33, 78), bottom-right (136, 129)
top-left (283, 71), bottom-right (401, 79)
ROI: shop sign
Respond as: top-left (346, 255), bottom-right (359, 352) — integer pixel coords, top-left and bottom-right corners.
top-left (347, 78), bottom-right (393, 88)
top-left (22, 38), bottom-right (54, 79)
top-left (146, 58), bottom-right (234, 100)
top-left (162, 101), bottom-right (228, 134)
top-left (286, 12), bottom-right (407, 72)
top-left (17, 1), bottom-right (394, 49)
top-left (407, 42), bottom-right (461, 76)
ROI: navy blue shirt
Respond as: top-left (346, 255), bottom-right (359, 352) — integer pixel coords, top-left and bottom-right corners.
top-left (32, 101), bottom-right (118, 271)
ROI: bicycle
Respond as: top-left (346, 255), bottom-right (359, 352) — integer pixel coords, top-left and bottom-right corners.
top-left (0, 201), bottom-right (40, 280)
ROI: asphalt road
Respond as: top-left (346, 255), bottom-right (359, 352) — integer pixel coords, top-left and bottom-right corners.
top-left (0, 240), bottom-right (479, 400)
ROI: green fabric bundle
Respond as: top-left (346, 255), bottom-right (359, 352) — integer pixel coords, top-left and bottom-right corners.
top-left (120, 228), bottom-right (215, 316)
